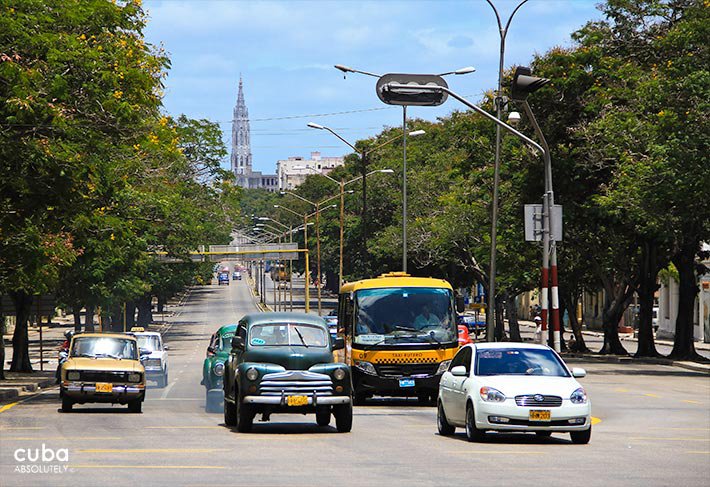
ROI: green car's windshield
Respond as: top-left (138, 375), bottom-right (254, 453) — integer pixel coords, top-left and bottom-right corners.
top-left (249, 323), bottom-right (328, 348)
top-left (71, 337), bottom-right (138, 360)
top-left (354, 287), bottom-right (456, 346)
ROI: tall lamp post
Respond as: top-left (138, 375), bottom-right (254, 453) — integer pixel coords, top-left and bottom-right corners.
top-left (257, 217), bottom-right (294, 310)
top-left (336, 64), bottom-right (473, 272)
top-left (485, 0), bottom-right (530, 342)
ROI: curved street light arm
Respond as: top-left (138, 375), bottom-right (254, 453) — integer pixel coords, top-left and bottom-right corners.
top-left (384, 83), bottom-right (545, 154)
top-left (281, 190), bottom-right (316, 208)
top-left (344, 169), bottom-right (394, 187)
top-left (293, 164), bottom-right (340, 185)
top-left (334, 64), bottom-right (381, 78)
top-left (274, 204), bottom-right (305, 219)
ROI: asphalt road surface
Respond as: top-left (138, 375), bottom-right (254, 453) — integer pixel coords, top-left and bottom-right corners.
top-left (1, 277), bottom-right (708, 486)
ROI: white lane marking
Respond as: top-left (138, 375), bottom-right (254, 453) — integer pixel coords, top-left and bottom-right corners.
top-left (160, 379), bottom-right (177, 399)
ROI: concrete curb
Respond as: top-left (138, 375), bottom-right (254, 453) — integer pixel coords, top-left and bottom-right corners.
top-left (0, 376), bottom-right (57, 405)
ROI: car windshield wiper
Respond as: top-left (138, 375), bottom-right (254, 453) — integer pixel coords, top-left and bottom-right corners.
top-left (293, 327), bottom-right (309, 348)
top-left (426, 331), bottom-right (443, 349)
top-left (363, 334), bottom-right (418, 351)
top-left (395, 325), bottom-right (419, 333)
top-left (95, 353), bottom-right (121, 360)
top-left (73, 353), bottom-right (96, 358)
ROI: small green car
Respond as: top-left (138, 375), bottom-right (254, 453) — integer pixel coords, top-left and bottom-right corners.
top-left (223, 312), bottom-right (352, 433)
top-left (202, 324), bottom-right (236, 413)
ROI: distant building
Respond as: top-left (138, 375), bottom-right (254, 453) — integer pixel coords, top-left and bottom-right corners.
top-left (277, 152), bottom-right (345, 190)
top-left (231, 77), bottom-right (277, 192)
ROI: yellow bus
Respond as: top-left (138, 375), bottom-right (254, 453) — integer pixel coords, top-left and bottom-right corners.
top-left (338, 272), bottom-right (459, 404)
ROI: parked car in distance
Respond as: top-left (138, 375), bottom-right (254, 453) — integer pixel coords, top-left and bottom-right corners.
top-left (131, 328), bottom-right (169, 388)
top-left (218, 272), bottom-right (230, 285)
top-left (458, 325), bottom-right (472, 346)
top-left (60, 333), bottom-right (148, 413)
top-left (233, 271), bottom-right (241, 280)
top-left (437, 343), bottom-right (591, 444)
top-left (202, 324), bottom-right (237, 412)
top-left (223, 312), bottom-right (353, 433)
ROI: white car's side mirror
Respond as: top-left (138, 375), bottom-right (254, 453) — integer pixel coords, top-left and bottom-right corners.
top-left (451, 365), bottom-right (468, 377)
top-left (571, 367), bottom-right (586, 378)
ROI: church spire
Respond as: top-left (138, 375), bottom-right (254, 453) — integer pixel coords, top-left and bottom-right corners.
top-left (231, 75), bottom-right (252, 178)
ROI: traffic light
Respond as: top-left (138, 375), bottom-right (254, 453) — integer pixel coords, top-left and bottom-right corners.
top-left (511, 66), bottom-right (550, 101)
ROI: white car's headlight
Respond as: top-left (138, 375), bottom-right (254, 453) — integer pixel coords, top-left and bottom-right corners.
top-left (354, 361), bottom-right (377, 376)
top-left (333, 368), bottom-right (346, 381)
top-left (479, 386), bottom-right (506, 402)
top-left (67, 371), bottom-right (80, 381)
top-left (213, 362), bottom-right (225, 377)
top-left (245, 367), bottom-right (259, 381)
top-left (436, 360), bottom-right (451, 375)
top-left (570, 387), bottom-right (587, 404)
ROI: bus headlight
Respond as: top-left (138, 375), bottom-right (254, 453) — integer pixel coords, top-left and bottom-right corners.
top-left (436, 360), bottom-right (451, 375)
top-left (213, 362), bottom-right (225, 377)
top-left (354, 361), bottom-right (377, 376)
top-left (333, 368), bottom-right (346, 381)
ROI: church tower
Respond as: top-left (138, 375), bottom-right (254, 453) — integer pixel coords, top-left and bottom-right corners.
top-left (231, 76), bottom-right (252, 177)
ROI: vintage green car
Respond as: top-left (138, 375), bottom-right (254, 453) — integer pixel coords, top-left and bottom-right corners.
top-left (223, 312), bottom-right (352, 433)
top-left (202, 324), bottom-right (236, 412)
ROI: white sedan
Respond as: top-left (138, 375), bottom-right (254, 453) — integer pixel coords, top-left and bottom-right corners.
top-left (437, 343), bottom-right (591, 444)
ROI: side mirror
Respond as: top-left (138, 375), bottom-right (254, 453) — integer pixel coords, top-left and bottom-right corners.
top-left (450, 365), bottom-right (468, 377)
top-left (571, 367), bottom-right (586, 378)
top-left (163, 345), bottom-right (169, 351)
top-left (455, 296), bottom-right (465, 313)
top-left (231, 336), bottom-right (245, 350)
top-left (332, 337), bottom-right (345, 351)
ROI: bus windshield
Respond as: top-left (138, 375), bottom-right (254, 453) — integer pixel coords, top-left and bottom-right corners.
top-left (354, 287), bottom-right (456, 346)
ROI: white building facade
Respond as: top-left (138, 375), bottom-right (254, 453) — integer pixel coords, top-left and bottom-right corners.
top-left (276, 152), bottom-right (344, 191)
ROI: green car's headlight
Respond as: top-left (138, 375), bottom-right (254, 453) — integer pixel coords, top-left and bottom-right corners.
top-left (213, 362), bottom-right (225, 377)
top-left (333, 368), bottom-right (346, 381)
top-left (245, 367), bottom-right (259, 381)
top-left (67, 371), bottom-right (80, 381)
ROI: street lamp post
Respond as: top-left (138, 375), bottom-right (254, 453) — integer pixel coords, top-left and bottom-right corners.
top-left (337, 64), bottom-right (473, 273)
top-left (485, 0), bottom-right (530, 342)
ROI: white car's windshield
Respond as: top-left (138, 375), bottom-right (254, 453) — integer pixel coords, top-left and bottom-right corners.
top-left (71, 337), bottom-right (138, 360)
top-left (354, 287), bottom-right (456, 346)
top-left (475, 348), bottom-right (569, 377)
top-left (136, 335), bottom-right (161, 351)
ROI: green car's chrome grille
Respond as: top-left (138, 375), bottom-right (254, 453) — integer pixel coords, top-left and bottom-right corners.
top-left (258, 370), bottom-right (334, 396)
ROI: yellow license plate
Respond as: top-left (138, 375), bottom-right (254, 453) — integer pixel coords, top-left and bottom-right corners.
top-left (529, 410), bottom-right (551, 421)
top-left (286, 395), bottom-right (308, 406)
top-left (95, 382), bottom-right (113, 393)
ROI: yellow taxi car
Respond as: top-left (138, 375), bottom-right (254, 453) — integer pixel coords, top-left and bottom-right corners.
top-left (60, 333), bottom-right (147, 413)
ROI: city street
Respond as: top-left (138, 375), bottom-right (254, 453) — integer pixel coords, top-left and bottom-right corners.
top-left (1, 278), bottom-right (708, 487)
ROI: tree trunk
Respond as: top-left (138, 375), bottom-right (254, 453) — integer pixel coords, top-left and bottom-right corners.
top-left (494, 296), bottom-right (505, 341)
top-left (125, 301), bottom-right (136, 329)
top-left (668, 243), bottom-right (703, 360)
top-left (157, 295), bottom-right (166, 314)
top-left (506, 294), bottom-right (522, 342)
top-left (636, 241), bottom-right (661, 358)
top-left (85, 305), bottom-right (95, 332)
top-left (72, 305), bottom-right (82, 332)
top-left (136, 295), bottom-right (153, 327)
top-left (325, 269), bottom-right (339, 295)
top-left (564, 292), bottom-right (589, 352)
top-left (0, 315), bottom-right (6, 380)
top-left (10, 290), bottom-right (33, 372)
top-left (599, 282), bottom-right (634, 355)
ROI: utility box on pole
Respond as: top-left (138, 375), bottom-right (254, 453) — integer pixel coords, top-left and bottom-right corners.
top-left (524, 204), bottom-right (563, 242)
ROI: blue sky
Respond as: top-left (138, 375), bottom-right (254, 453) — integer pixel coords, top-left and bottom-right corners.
top-left (143, 0), bottom-right (603, 174)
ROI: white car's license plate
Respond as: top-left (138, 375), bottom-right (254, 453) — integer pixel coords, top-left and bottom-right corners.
top-left (399, 379), bottom-right (415, 388)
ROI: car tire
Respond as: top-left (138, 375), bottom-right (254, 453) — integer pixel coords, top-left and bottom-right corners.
top-left (224, 398), bottom-right (237, 426)
top-left (334, 402), bottom-right (353, 433)
top-left (128, 400), bottom-right (142, 413)
top-left (61, 396), bottom-right (73, 413)
top-left (235, 394), bottom-right (253, 433)
top-left (570, 425), bottom-right (591, 444)
top-left (465, 403), bottom-right (485, 442)
top-left (316, 409), bottom-right (331, 427)
top-left (437, 400), bottom-right (455, 436)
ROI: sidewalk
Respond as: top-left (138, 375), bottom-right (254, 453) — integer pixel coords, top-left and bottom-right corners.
top-left (0, 289), bottom-right (191, 405)
top-left (516, 319), bottom-right (710, 374)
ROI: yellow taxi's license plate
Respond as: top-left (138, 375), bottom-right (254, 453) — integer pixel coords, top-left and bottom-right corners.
top-left (286, 395), bottom-right (308, 406)
top-left (95, 382), bottom-right (113, 393)
top-left (529, 410), bottom-right (551, 421)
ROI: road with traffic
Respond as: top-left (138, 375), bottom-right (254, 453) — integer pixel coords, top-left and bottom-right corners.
top-left (1, 277), bottom-right (708, 486)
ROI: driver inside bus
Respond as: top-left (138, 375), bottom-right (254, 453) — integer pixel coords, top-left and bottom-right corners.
top-left (414, 304), bottom-right (439, 330)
